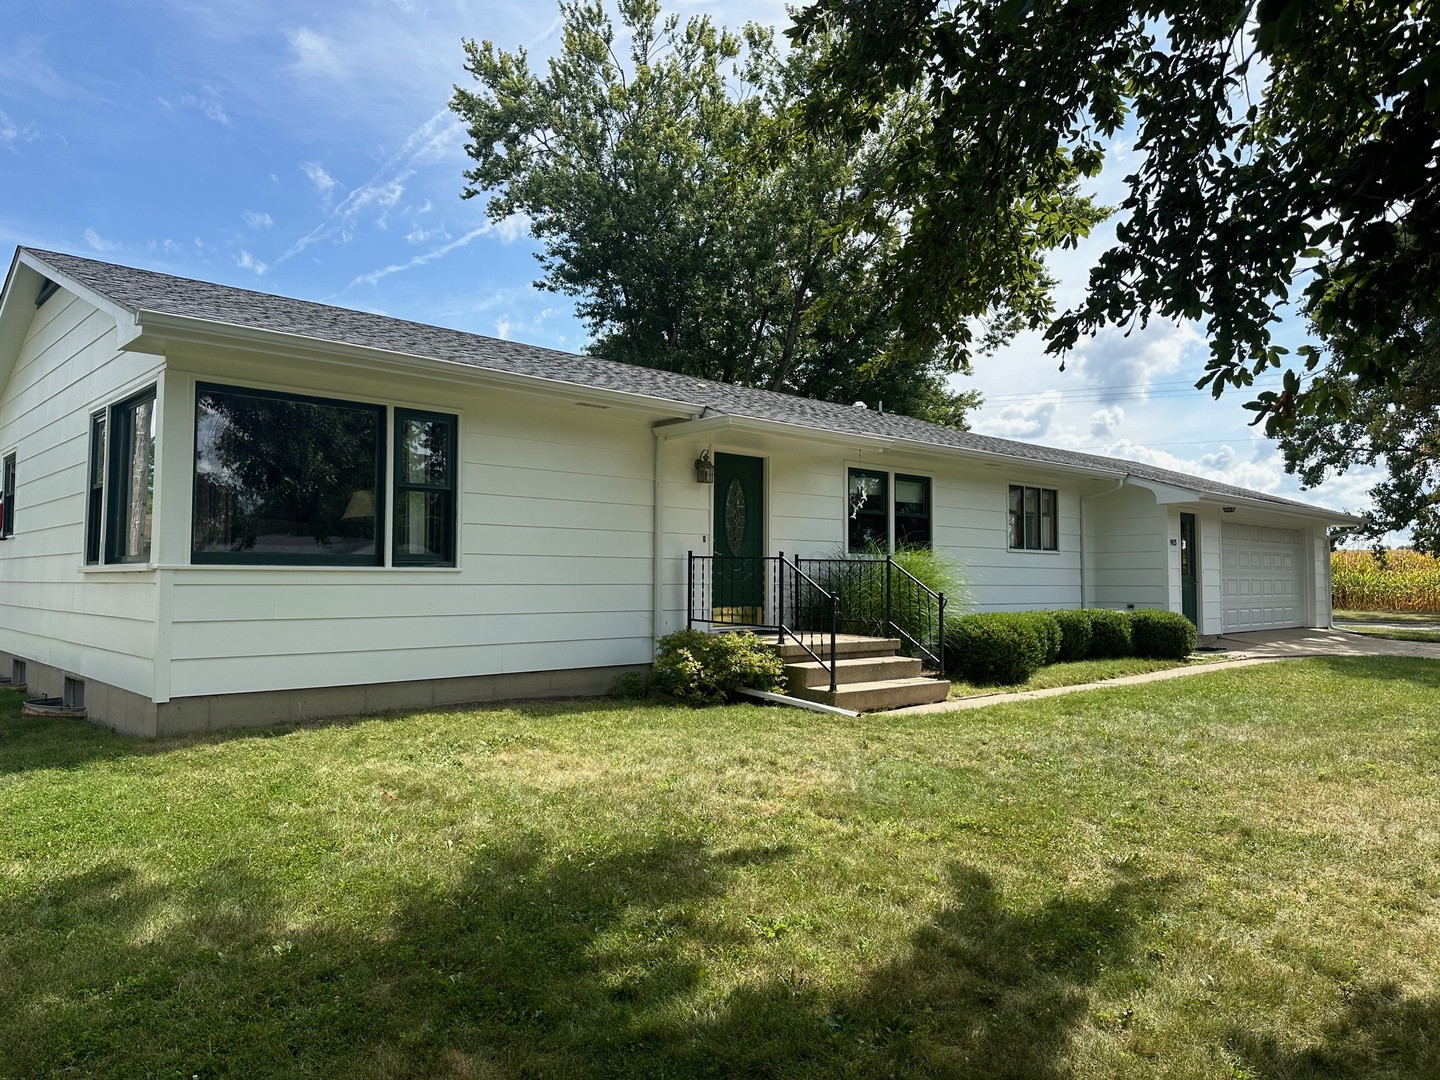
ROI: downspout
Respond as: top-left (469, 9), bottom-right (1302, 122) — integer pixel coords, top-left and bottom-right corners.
top-left (652, 434), bottom-right (667, 658)
top-left (1079, 476), bottom-right (1127, 609)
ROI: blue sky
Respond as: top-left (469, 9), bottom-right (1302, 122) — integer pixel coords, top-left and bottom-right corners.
top-left (0, 0), bottom-right (1377, 521)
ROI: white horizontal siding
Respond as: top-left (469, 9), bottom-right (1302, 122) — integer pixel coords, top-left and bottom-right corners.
top-left (1088, 485), bottom-right (1168, 610)
top-left (0, 290), bottom-right (161, 698)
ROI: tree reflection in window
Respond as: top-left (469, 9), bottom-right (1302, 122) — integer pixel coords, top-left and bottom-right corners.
top-left (192, 385), bottom-right (383, 564)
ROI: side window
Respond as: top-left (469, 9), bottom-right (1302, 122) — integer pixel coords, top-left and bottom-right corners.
top-left (0, 452), bottom-right (15, 540)
top-left (85, 412), bottom-right (105, 564)
top-left (106, 388), bottom-right (157, 564)
top-left (847, 468), bottom-right (889, 552)
top-left (393, 409), bottom-right (457, 566)
top-left (1008, 485), bottom-right (1059, 551)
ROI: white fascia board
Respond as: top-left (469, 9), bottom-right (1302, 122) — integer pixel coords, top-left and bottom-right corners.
top-left (128, 310), bottom-right (697, 419)
top-left (653, 412), bottom-right (896, 451)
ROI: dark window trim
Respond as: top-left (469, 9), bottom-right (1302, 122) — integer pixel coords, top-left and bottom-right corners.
top-left (893, 472), bottom-right (932, 551)
top-left (191, 382), bottom-right (387, 567)
top-left (1007, 484), bottom-right (1060, 551)
top-left (105, 386), bottom-right (157, 564)
top-left (847, 466), bottom-right (934, 553)
top-left (85, 412), bottom-right (105, 563)
top-left (393, 407), bottom-right (457, 567)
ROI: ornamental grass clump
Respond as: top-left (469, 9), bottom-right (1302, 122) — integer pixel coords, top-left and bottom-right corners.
top-left (1084, 609), bottom-right (1134, 658)
top-left (651, 630), bottom-right (784, 707)
top-left (1051, 608), bottom-right (1094, 661)
top-left (944, 612), bottom-right (1050, 685)
top-left (1130, 609), bottom-right (1198, 660)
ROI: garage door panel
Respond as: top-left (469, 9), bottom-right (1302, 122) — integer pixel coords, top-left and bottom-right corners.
top-left (1221, 522), bottom-right (1304, 631)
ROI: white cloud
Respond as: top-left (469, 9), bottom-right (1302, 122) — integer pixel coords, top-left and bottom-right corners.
top-left (83, 227), bottom-right (118, 253)
top-left (348, 224), bottom-right (490, 286)
top-left (301, 161), bottom-right (339, 197)
top-left (495, 316), bottom-right (512, 340)
top-left (1090, 405), bottom-right (1124, 439)
top-left (973, 390), bottom-right (1062, 440)
top-left (242, 210), bottom-right (274, 229)
top-left (287, 28), bottom-right (344, 79)
top-left (1068, 320), bottom-right (1203, 403)
top-left (179, 90), bottom-right (230, 125)
top-left (489, 212), bottom-right (530, 244)
top-left (0, 108), bottom-right (39, 150)
top-left (404, 224), bottom-right (449, 244)
top-left (236, 250), bottom-right (267, 275)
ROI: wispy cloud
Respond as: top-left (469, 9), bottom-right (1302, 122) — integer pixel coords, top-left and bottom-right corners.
top-left (179, 89), bottom-right (230, 125)
top-left (0, 108), bottom-right (39, 150)
top-left (83, 227), bottom-right (118, 253)
top-left (495, 316), bottom-right (512, 340)
top-left (279, 107), bottom-right (464, 264)
top-left (237, 250), bottom-right (267, 275)
top-left (974, 390), bottom-right (1063, 440)
top-left (287, 27), bottom-right (344, 79)
top-left (243, 210), bottom-right (274, 229)
top-left (404, 224), bottom-right (449, 244)
top-left (348, 224), bottom-right (490, 286)
top-left (301, 161), bottom-right (339, 198)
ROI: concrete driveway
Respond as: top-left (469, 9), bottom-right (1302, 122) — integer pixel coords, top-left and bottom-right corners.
top-left (1208, 627), bottom-right (1440, 660)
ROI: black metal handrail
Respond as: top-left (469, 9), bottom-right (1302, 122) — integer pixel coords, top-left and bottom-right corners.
top-left (795, 555), bottom-right (946, 677)
top-left (687, 552), bottom-right (839, 693)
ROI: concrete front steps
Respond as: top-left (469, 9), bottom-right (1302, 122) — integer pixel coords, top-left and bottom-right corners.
top-left (777, 634), bottom-right (950, 711)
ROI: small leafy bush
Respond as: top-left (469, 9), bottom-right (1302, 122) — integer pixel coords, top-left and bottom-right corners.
top-left (1130, 609), bottom-right (1198, 659)
top-left (945, 612), bottom-right (1050, 685)
top-left (1084, 609), bottom-right (1134, 658)
top-left (1019, 611), bottom-right (1063, 665)
top-left (607, 671), bottom-right (649, 700)
top-left (651, 630), bottom-right (784, 706)
top-left (1052, 609), bottom-right (1094, 662)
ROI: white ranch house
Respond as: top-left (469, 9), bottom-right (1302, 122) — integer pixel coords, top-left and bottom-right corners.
top-left (0, 249), bottom-right (1356, 734)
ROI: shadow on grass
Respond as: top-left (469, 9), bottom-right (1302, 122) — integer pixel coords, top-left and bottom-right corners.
top-left (0, 839), bottom-right (1173, 1079)
top-left (1231, 982), bottom-right (1440, 1078)
top-left (1307, 654), bottom-right (1440, 691)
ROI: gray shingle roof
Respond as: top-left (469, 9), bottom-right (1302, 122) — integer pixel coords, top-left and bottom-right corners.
top-left (24, 248), bottom-right (1351, 518)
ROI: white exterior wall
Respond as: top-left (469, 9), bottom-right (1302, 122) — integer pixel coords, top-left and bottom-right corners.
top-left (0, 290), bottom-right (164, 698)
top-left (1086, 484), bottom-right (1169, 610)
top-left (161, 354), bottom-right (660, 700)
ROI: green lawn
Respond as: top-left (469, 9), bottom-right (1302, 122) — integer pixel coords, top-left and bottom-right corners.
top-left (1344, 626), bottom-right (1440, 644)
top-left (1334, 609), bottom-right (1440, 627)
top-left (3, 659), bottom-right (1440, 1078)
top-left (949, 656), bottom-right (1216, 698)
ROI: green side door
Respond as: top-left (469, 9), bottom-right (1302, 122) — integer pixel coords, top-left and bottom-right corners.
top-left (712, 452), bottom-right (765, 619)
top-left (1180, 512), bottom-right (1198, 626)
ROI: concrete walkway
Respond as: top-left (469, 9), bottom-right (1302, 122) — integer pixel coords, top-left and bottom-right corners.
top-left (891, 627), bottom-right (1440, 717)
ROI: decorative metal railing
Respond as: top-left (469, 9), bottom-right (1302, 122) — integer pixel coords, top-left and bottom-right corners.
top-left (687, 553), bottom-right (839, 692)
top-left (686, 552), bottom-right (948, 688)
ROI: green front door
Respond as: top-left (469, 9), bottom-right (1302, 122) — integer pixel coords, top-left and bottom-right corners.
top-left (1180, 512), bottom-right (1198, 626)
top-left (712, 453), bottom-right (764, 620)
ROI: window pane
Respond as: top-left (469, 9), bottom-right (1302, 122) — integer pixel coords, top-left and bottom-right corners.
top-left (396, 489), bottom-right (451, 560)
top-left (1040, 488), bottom-right (1057, 550)
top-left (108, 393), bottom-right (154, 562)
top-left (399, 415), bottom-right (452, 486)
top-left (1, 453), bottom-right (14, 539)
top-left (193, 385), bottom-right (382, 563)
top-left (1024, 486), bottom-right (1039, 550)
top-left (86, 415), bottom-right (105, 563)
top-left (1008, 485), bottom-right (1023, 548)
top-left (894, 474), bottom-right (931, 548)
top-left (848, 468), bottom-right (888, 552)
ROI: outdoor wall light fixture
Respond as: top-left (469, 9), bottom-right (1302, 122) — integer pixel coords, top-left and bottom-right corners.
top-left (1222, 506), bottom-right (1237, 513)
top-left (694, 449), bottom-right (715, 484)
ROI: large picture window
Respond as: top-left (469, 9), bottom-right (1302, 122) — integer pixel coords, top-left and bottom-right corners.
top-left (106, 388), bottom-right (156, 563)
top-left (393, 409), bottom-right (456, 566)
top-left (1008, 485), bottom-right (1059, 551)
top-left (192, 384), bottom-right (384, 565)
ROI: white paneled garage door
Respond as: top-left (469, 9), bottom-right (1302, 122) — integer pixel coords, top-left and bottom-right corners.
top-left (1221, 522), bottom-right (1304, 631)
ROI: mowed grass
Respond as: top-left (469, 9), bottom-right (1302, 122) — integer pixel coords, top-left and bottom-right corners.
top-left (3, 659), bottom-right (1440, 1079)
top-left (948, 656), bottom-right (1214, 698)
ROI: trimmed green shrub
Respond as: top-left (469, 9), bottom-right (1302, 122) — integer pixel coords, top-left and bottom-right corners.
top-left (1084, 608), bottom-right (1134, 658)
top-left (1052, 609), bottom-right (1094, 662)
top-left (1019, 611), bottom-right (1063, 665)
top-left (944, 612), bottom-right (1050, 685)
top-left (1130, 609), bottom-right (1198, 659)
top-left (651, 629), bottom-right (784, 706)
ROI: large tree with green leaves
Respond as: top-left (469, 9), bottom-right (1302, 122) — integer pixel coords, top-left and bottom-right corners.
top-left (791, 0), bottom-right (1439, 500)
top-left (450, 0), bottom-right (1102, 424)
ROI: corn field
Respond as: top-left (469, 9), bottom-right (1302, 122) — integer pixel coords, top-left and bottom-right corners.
top-left (1331, 548), bottom-right (1440, 611)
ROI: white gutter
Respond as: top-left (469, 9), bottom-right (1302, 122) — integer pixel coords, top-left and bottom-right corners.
top-left (1079, 476), bottom-right (1127, 609)
top-left (652, 431), bottom-right (670, 657)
